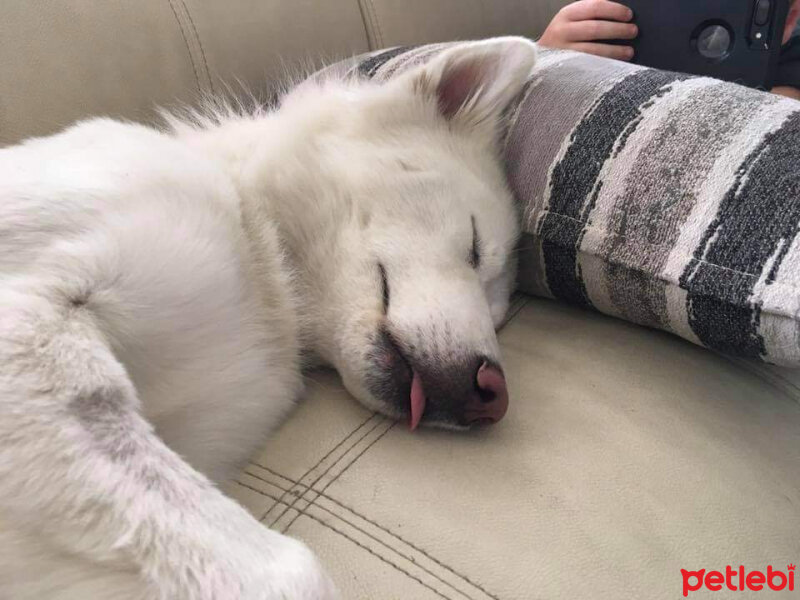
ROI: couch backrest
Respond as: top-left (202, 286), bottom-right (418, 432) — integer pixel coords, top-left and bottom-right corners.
top-left (0, 0), bottom-right (567, 146)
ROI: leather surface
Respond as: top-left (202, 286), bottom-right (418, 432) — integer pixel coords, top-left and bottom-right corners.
top-left (229, 296), bottom-right (800, 599)
top-left (0, 0), bottom-right (568, 147)
top-left (176, 0), bottom-right (369, 99)
top-left (360, 0), bottom-right (569, 47)
top-left (0, 0), bottom-right (369, 146)
top-left (0, 1), bottom-right (200, 145)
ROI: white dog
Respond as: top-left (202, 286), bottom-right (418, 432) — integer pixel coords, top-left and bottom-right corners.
top-left (0, 38), bottom-right (535, 599)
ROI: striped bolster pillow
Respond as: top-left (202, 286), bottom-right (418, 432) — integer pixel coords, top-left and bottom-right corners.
top-left (312, 43), bottom-right (800, 366)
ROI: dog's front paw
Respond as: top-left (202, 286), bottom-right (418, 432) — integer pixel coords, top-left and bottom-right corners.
top-left (152, 507), bottom-right (338, 600)
top-left (241, 533), bottom-right (338, 600)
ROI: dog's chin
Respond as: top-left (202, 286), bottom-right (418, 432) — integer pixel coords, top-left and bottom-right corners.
top-left (355, 386), bottom-right (471, 431)
top-left (359, 362), bottom-right (472, 431)
top-left (413, 418), bottom-right (470, 432)
top-left (361, 329), bottom-right (412, 411)
top-left (356, 330), bottom-right (502, 431)
top-left (361, 361), bottom-right (411, 422)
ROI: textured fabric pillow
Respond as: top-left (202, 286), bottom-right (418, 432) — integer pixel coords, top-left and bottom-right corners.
top-left (508, 49), bottom-right (800, 367)
top-left (312, 43), bottom-right (800, 366)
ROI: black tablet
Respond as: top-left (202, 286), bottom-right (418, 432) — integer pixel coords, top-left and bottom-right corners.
top-left (621, 0), bottom-right (791, 88)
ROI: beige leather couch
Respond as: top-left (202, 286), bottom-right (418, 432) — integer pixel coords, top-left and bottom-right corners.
top-left (4, 2), bottom-right (799, 599)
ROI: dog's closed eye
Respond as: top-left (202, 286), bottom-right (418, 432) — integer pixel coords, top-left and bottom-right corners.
top-left (378, 263), bottom-right (390, 314)
top-left (469, 215), bottom-right (481, 269)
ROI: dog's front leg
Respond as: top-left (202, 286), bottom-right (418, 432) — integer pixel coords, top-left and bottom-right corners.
top-left (0, 295), bottom-right (336, 600)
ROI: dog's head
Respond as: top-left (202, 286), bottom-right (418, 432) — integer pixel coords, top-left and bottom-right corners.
top-left (279, 38), bottom-right (535, 430)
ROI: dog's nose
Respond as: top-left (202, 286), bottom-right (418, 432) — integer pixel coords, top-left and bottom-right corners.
top-left (464, 361), bottom-right (508, 426)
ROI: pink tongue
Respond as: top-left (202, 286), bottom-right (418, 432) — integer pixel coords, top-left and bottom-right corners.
top-left (409, 371), bottom-right (426, 431)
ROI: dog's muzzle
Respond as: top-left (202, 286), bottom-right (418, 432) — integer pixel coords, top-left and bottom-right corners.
top-left (370, 329), bottom-right (509, 430)
top-left (408, 359), bottom-right (509, 430)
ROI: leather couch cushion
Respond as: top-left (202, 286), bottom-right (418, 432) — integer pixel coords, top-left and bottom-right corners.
top-left (228, 296), bottom-right (800, 599)
top-left (0, 1), bottom-right (199, 145)
top-left (0, 1), bottom-right (571, 148)
top-left (0, 0), bottom-right (368, 146)
top-left (357, 0), bottom-right (568, 48)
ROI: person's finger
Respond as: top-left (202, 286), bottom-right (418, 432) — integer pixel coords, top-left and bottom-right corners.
top-left (565, 19), bottom-right (638, 42)
top-left (772, 85), bottom-right (800, 100)
top-left (784, 1), bottom-right (800, 44)
top-left (562, 0), bottom-right (634, 24)
top-left (572, 42), bottom-right (635, 61)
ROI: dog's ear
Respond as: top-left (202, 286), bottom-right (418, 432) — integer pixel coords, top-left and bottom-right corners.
top-left (410, 37), bottom-right (536, 130)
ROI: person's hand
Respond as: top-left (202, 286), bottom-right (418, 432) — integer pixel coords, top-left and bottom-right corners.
top-left (785, 0), bottom-right (800, 44)
top-left (539, 0), bottom-right (638, 61)
top-left (773, 86), bottom-right (800, 100)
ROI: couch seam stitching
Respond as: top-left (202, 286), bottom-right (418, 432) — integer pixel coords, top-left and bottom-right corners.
top-left (533, 209), bottom-right (791, 284)
top-left (258, 413), bottom-right (377, 521)
top-left (499, 295), bottom-right (529, 330)
top-left (530, 210), bottom-right (800, 319)
top-left (355, 0), bottom-right (376, 50)
top-left (268, 417), bottom-right (387, 527)
top-left (245, 466), bottom-right (498, 600)
top-left (176, 0), bottom-right (215, 95)
top-left (722, 356), bottom-right (800, 405)
top-left (280, 420), bottom-right (395, 531)
top-left (366, 0), bottom-right (385, 48)
top-left (241, 478), bottom-right (481, 600)
top-left (265, 415), bottom-right (386, 527)
top-left (363, 0), bottom-right (378, 47)
top-left (257, 412), bottom-right (377, 521)
top-left (242, 482), bottom-right (460, 600)
top-left (165, 0), bottom-right (202, 93)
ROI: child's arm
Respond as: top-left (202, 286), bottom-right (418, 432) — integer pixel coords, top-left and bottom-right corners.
top-left (538, 0), bottom-right (637, 61)
top-left (784, 0), bottom-right (800, 44)
top-left (774, 0), bottom-right (800, 98)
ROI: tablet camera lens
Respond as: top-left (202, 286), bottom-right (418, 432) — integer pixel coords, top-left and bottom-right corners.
top-left (697, 24), bottom-right (733, 60)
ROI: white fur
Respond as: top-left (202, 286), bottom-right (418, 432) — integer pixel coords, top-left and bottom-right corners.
top-left (0, 38), bottom-right (535, 599)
